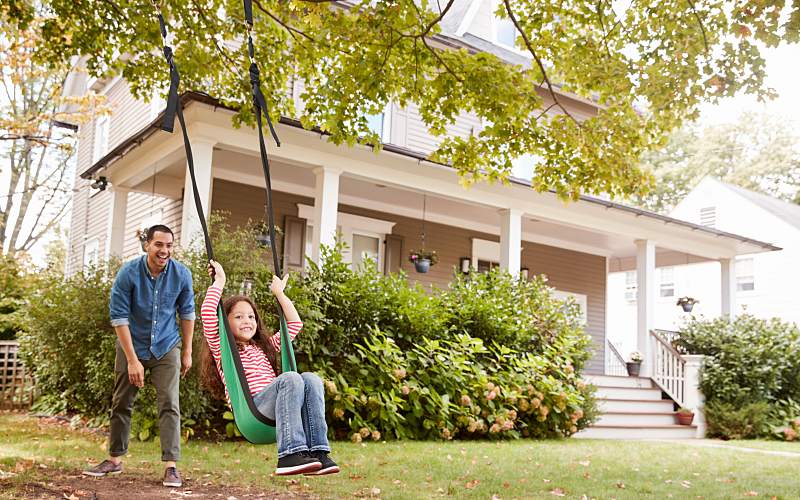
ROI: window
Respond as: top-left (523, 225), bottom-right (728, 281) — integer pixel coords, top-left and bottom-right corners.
top-left (83, 238), bottom-right (100, 269)
top-left (477, 260), bottom-right (499, 273)
top-left (736, 258), bottom-right (755, 292)
top-left (495, 17), bottom-right (518, 47)
top-left (699, 206), bottom-right (716, 227)
top-left (365, 103), bottom-right (392, 142)
top-left (298, 205), bottom-right (396, 272)
top-left (624, 271), bottom-right (637, 302)
top-left (93, 115), bottom-right (110, 163)
top-left (659, 267), bottom-right (675, 297)
top-left (553, 290), bottom-right (588, 325)
top-left (352, 233), bottom-right (380, 269)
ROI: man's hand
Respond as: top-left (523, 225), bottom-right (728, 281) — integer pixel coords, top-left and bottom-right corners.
top-left (128, 359), bottom-right (145, 388)
top-left (181, 349), bottom-right (192, 378)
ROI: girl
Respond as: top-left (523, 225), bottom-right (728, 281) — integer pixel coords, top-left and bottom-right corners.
top-left (200, 260), bottom-right (339, 476)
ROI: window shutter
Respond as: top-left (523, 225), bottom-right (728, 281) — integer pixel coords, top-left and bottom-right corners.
top-left (384, 234), bottom-right (403, 275)
top-left (282, 215), bottom-right (307, 274)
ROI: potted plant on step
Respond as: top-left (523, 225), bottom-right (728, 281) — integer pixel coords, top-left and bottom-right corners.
top-left (676, 407), bottom-right (695, 425)
top-left (626, 351), bottom-right (643, 377)
top-left (409, 249), bottom-right (438, 273)
top-left (676, 296), bottom-right (699, 313)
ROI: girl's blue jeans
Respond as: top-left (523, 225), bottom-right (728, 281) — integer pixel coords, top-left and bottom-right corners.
top-left (253, 371), bottom-right (331, 458)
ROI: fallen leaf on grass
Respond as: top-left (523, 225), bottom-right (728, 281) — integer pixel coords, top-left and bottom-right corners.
top-left (543, 479), bottom-right (551, 483)
top-left (578, 460), bottom-right (591, 467)
top-left (681, 481), bottom-right (692, 488)
top-left (465, 479), bottom-right (480, 489)
top-left (550, 488), bottom-right (566, 496)
top-left (491, 495), bottom-right (501, 500)
top-left (503, 482), bottom-right (510, 489)
top-left (744, 492), bottom-right (758, 497)
top-left (62, 494), bottom-right (78, 500)
top-left (615, 482), bottom-right (625, 489)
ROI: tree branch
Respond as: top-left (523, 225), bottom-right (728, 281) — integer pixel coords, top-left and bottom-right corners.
top-left (502, 0), bottom-right (578, 124)
top-left (685, 0), bottom-right (710, 55)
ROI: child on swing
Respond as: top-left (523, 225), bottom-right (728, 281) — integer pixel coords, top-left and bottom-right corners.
top-left (200, 260), bottom-right (339, 476)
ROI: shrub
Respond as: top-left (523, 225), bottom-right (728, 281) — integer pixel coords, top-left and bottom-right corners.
top-left (319, 329), bottom-right (597, 441)
top-left (704, 401), bottom-right (771, 440)
top-left (22, 215), bottom-right (596, 442)
top-left (676, 315), bottom-right (800, 406)
top-left (0, 255), bottom-right (30, 340)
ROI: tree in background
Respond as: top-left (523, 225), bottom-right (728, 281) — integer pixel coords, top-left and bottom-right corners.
top-left (631, 111), bottom-right (800, 213)
top-left (0, 15), bottom-right (109, 257)
top-left (6, 0), bottom-right (799, 200)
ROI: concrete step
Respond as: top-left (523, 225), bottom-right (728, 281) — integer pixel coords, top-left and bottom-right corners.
top-left (598, 398), bottom-right (676, 413)
top-left (584, 375), bottom-right (653, 389)
top-left (595, 386), bottom-right (664, 401)
top-left (575, 424), bottom-right (698, 439)
top-left (596, 411), bottom-right (678, 426)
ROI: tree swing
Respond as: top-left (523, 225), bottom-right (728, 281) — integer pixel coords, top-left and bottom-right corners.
top-left (152, 0), bottom-right (295, 444)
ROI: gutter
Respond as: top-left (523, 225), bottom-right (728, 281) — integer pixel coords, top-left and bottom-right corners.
top-left (81, 91), bottom-right (780, 253)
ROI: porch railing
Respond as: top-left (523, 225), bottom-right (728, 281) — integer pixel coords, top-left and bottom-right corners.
top-left (605, 339), bottom-right (628, 377)
top-left (650, 330), bottom-right (685, 407)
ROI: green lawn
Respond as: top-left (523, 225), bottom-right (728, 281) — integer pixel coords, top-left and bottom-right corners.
top-left (1, 413), bottom-right (799, 499)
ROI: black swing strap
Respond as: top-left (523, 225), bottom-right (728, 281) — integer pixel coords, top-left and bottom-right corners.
top-left (154, 4), bottom-right (277, 427)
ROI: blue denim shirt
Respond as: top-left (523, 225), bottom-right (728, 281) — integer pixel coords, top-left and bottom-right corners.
top-left (109, 255), bottom-right (195, 360)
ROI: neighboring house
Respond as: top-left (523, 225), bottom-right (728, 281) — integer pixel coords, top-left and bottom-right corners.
top-left (609, 177), bottom-right (800, 356)
top-left (62, 0), bottom-right (777, 389)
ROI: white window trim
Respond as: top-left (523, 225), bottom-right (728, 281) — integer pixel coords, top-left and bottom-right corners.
top-left (471, 238), bottom-right (500, 268)
top-left (553, 290), bottom-right (588, 325)
top-left (298, 204), bottom-right (395, 269)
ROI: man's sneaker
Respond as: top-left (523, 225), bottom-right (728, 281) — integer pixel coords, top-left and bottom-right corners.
top-left (163, 467), bottom-right (183, 487)
top-left (304, 451), bottom-right (340, 476)
top-left (275, 452), bottom-right (322, 476)
top-left (82, 459), bottom-right (122, 477)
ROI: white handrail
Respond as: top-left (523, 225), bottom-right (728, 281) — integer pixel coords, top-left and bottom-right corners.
top-left (605, 339), bottom-right (628, 377)
top-left (650, 330), bottom-right (686, 407)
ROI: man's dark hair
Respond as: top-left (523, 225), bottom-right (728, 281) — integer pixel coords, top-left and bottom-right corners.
top-left (146, 224), bottom-right (174, 242)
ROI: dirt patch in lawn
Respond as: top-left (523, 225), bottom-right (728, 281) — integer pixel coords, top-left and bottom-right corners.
top-left (0, 468), bottom-right (318, 499)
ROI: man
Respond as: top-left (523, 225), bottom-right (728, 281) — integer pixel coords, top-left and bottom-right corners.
top-left (83, 225), bottom-right (195, 488)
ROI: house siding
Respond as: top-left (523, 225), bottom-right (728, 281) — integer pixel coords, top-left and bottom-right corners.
top-left (210, 179), bottom-right (605, 373)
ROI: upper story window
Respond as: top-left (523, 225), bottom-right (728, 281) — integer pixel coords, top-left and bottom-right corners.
top-left (659, 266), bottom-right (675, 297)
top-left (495, 17), bottom-right (519, 47)
top-left (736, 257), bottom-right (755, 292)
top-left (624, 270), bottom-right (637, 302)
top-left (365, 103), bottom-right (392, 142)
top-left (699, 206), bottom-right (716, 228)
top-left (93, 115), bottom-right (110, 163)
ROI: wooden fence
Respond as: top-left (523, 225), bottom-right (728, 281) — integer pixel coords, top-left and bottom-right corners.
top-left (0, 341), bottom-right (35, 409)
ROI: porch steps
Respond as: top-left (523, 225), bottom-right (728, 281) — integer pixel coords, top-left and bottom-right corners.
top-left (575, 375), bottom-right (699, 439)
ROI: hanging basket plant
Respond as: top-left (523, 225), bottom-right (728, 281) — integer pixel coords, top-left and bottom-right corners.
top-left (676, 296), bottom-right (699, 312)
top-left (409, 249), bottom-right (438, 273)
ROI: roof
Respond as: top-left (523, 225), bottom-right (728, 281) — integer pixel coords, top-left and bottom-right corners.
top-left (720, 181), bottom-right (800, 232)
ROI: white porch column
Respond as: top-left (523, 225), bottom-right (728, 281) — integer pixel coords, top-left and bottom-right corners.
top-left (682, 354), bottom-right (707, 438)
top-left (499, 208), bottom-right (522, 276)
top-left (180, 138), bottom-right (216, 248)
top-left (720, 258), bottom-right (737, 319)
top-left (311, 166), bottom-right (341, 264)
top-left (105, 186), bottom-right (129, 259)
top-left (636, 239), bottom-right (656, 377)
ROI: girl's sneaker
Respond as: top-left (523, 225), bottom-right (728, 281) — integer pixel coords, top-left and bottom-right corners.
top-left (304, 451), bottom-right (340, 476)
top-left (275, 452), bottom-right (322, 476)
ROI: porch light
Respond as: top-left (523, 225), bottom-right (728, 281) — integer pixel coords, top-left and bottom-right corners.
top-left (460, 257), bottom-right (471, 274)
top-left (520, 267), bottom-right (529, 280)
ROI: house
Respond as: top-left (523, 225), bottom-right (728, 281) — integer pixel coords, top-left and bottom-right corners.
top-left (608, 176), bottom-right (800, 357)
top-left (62, 1), bottom-right (778, 437)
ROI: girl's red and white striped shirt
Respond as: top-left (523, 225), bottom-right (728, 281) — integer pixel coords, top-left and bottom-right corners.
top-left (200, 284), bottom-right (301, 401)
